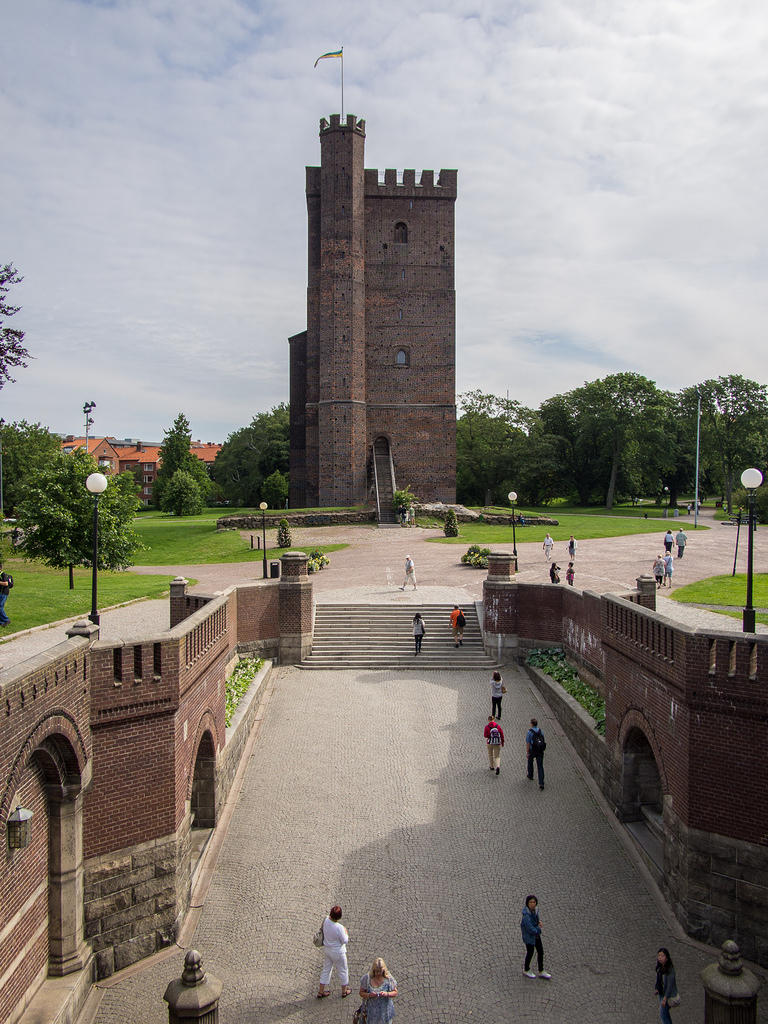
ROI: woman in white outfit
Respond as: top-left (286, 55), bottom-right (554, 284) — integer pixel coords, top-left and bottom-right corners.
top-left (317, 905), bottom-right (351, 999)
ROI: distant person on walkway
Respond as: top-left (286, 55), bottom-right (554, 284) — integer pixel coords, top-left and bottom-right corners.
top-left (567, 535), bottom-right (577, 560)
top-left (521, 895), bottom-right (552, 980)
top-left (653, 555), bottom-right (665, 589)
top-left (655, 947), bottom-right (679, 1023)
top-left (549, 563), bottom-right (561, 584)
top-left (400, 555), bottom-right (417, 590)
top-left (450, 605), bottom-right (465, 646)
top-left (359, 957), bottom-right (397, 1022)
top-left (484, 715), bottom-right (504, 774)
top-left (398, 505), bottom-right (407, 526)
top-left (566, 562), bottom-right (575, 586)
top-left (526, 718), bottom-right (546, 789)
top-left (412, 612), bottom-right (425, 655)
top-left (0, 564), bottom-right (11, 627)
top-left (490, 671), bottom-right (505, 719)
top-left (663, 552), bottom-right (674, 588)
top-left (664, 529), bottom-right (674, 553)
top-left (317, 905), bottom-right (351, 999)
top-left (675, 528), bottom-right (688, 558)
top-left (543, 533), bottom-right (554, 560)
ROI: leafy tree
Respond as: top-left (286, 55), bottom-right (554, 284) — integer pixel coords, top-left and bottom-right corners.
top-left (392, 486), bottom-right (417, 510)
top-left (261, 469), bottom-right (288, 510)
top-left (0, 420), bottom-right (61, 515)
top-left (0, 264), bottom-right (30, 389)
top-left (456, 391), bottom-right (533, 506)
top-left (154, 412), bottom-right (211, 508)
top-left (15, 448), bottom-right (141, 588)
top-left (212, 404), bottom-right (289, 507)
top-left (161, 469), bottom-right (203, 516)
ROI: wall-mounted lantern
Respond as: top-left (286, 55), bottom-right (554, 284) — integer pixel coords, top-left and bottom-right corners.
top-left (7, 806), bottom-right (33, 849)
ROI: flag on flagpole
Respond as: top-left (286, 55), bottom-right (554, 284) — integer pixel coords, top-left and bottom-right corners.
top-left (314, 48), bottom-right (343, 68)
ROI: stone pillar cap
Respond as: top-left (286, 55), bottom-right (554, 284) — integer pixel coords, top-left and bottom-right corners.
top-left (164, 949), bottom-right (223, 1013)
top-left (700, 940), bottom-right (761, 1001)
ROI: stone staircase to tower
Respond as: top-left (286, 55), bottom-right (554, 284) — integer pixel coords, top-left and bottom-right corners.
top-left (299, 603), bottom-right (498, 670)
top-left (373, 439), bottom-right (398, 525)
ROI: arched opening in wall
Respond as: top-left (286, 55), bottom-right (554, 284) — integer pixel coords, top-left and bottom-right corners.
top-left (371, 436), bottom-right (396, 522)
top-left (394, 222), bottom-right (408, 244)
top-left (191, 731), bottom-right (216, 831)
top-left (620, 727), bottom-right (664, 879)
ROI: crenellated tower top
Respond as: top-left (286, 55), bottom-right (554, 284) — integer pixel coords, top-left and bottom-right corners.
top-left (319, 113), bottom-right (366, 136)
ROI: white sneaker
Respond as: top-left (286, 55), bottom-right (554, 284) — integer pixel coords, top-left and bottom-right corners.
top-left (538, 971), bottom-right (552, 980)
top-left (523, 970), bottom-right (536, 979)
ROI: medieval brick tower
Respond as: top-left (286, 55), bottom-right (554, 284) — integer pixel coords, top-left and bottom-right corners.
top-left (289, 114), bottom-right (457, 508)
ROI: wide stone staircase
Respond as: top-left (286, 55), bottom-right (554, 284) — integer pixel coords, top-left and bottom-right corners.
top-left (300, 602), bottom-right (498, 670)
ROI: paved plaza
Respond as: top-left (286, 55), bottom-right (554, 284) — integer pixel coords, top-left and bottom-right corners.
top-left (88, 659), bottom-right (767, 1024)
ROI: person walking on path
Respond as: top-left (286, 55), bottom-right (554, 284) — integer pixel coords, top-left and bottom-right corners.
top-left (664, 529), bottom-right (674, 553)
top-left (567, 535), bottom-right (577, 560)
top-left (521, 895), bottom-right (552, 980)
top-left (542, 533), bottom-right (554, 560)
top-left (484, 715), bottom-right (504, 775)
top-left (358, 957), bottom-right (397, 1022)
top-left (549, 563), bottom-right (561, 584)
top-left (526, 718), bottom-right (546, 789)
top-left (663, 552), bottom-right (674, 588)
top-left (412, 612), bottom-right (425, 655)
top-left (400, 555), bottom-right (417, 590)
top-left (317, 905), bottom-right (351, 999)
top-left (654, 947), bottom-right (679, 1023)
top-left (490, 671), bottom-right (505, 719)
top-left (0, 564), bottom-right (11, 627)
top-left (450, 605), bottom-right (465, 646)
top-left (675, 528), bottom-right (688, 558)
top-left (565, 562), bottom-right (575, 586)
top-left (652, 555), bottom-right (665, 589)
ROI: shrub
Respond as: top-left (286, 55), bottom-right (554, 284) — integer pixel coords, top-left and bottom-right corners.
top-left (306, 547), bottom-right (330, 573)
top-left (225, 657), bottom-right (264, 727)
top-left (444, 508), bottom-right (459, 537)
top-left (461, 543), bottom-right (491, 568)
top-left (526, 647), bottom-right (606, 734)
top-left (277, 518), bottom-right (292, 547)
top-left (161, 470), bottom-right (203, 516)
top-left (392, 486), bottom-right (417, 512)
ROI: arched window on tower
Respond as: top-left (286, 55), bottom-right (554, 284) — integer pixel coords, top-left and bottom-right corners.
top-left (396, 348), bottom-right (409, 366)
top-left (394, 222), bottom-right (408, 244)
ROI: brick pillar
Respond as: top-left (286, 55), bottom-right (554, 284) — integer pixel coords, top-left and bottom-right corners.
top-left (635, 575), bottom-right (657, 611)
top-left (278, 553), bottom-right (313, 664)
top-left (483, 554), bottom-right (519, 662)
top-left (170, 577), bottom-right (189, 628)
top-left (701, 941), bottom-right (761, 1022)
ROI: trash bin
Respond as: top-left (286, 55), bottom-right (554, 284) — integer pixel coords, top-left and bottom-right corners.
top-left (270, 560), bottom-right (280, 579)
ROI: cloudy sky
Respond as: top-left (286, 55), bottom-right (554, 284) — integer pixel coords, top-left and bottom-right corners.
top-left (3, 0), bottom-right (767, 443)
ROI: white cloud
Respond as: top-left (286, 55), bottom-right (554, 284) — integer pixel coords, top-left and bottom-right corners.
top-left (2, 0), bottom-right (767, 442)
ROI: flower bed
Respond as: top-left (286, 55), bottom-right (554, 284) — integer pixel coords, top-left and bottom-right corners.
top-left (461, 544), bottom-right (492, 568)
top-left (525, 648), bottom-right (606, 734)
top-left (225, 657), bottom-right (264, 727)
top-left (307, 548), bottom-right (330, 573)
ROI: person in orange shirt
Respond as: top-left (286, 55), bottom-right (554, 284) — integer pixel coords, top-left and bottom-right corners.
top-left (449, 605), bottom-right (465, 647)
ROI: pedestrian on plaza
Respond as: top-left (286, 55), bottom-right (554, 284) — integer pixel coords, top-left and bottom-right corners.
top-left (0, 563), bottom-right (11, 628)
top-left (316, 905), bottom-right (351, 999)
top-left (521, 895), bottom-right (552, 980)
top-left (549, 562), bottom-right (561, 584)
top-left (652, 555), bottom-right (665, 589)
top-left (542, 533), bottom-right (554, 560)
top-left (565, 562), bottom-right (575, 586)
top-left (412, 612), bottom-right (425, 655)
top-left (567, 535), bottom-right (577, 560)
top-left (664, 529), bottom-right (674, 553)
top-left (358, 957), bottom-right (397, 1022)
top-left (484, 715), bottom-right (504, 775)
top-left (675, 528), bottom-right (688, 558)
top-left (450, 605), bottom-right (465, 646)
top-left (663, 552), bottom-right (674, 588)
top-left (400, 555), bottom-right (417, 590)
top-left (490, 671), bottom-right (505, 719)
top-left (526, 717), bottom-right (546, 789)
top-left (654, 947), bottom-right (679, 1023)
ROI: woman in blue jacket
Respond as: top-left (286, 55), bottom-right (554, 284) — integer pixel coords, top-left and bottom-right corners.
top-left (655, 948), bottom-right (678, 1022)
top-left (520, 895), bottom-right (552, 980)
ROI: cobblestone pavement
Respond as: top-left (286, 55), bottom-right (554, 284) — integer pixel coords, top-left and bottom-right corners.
top-left (90, 662), bottom-right (768, 1024)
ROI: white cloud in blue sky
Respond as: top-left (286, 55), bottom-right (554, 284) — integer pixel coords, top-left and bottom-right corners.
top-left (2, 0), bottom-right (767, 441)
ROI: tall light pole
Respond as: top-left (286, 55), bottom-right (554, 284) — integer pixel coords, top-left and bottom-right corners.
top-left (507, 491), bottom-right (518, 572)
top-left (0, 417), bottom-right (4, 521)
top-left (694, 390), bottom-right (701, 529)
top-left (259, 501), bottom-right (268, 579)
top-left (86, 472), bottom-right (108, 625)
top-left (741, 468), bottom-right (762, 634)
top-left (83, 401), bottom-right (96, 451)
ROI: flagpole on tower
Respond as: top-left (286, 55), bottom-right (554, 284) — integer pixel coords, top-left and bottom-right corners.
top-left (341, 46), bottom-right (344, 120)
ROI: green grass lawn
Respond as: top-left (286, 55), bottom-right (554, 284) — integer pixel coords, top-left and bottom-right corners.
top-left (670, 574), bottom-right (768, 608)
top-left (476, 503), bottom-right (699, 520)
top-left (0, 559), bottom-right (180, 638)
top-left (429, 516), bottom-right (692, 546)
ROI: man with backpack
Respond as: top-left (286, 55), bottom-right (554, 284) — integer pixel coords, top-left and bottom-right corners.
top-left (450, 605), bottom-right (466, 647)
top-left (484, 715), bottom-right (505, 775)
top-left (526, 718), bottom-right (546, 789)
top-left (0, 562), bottom-right (13, 627)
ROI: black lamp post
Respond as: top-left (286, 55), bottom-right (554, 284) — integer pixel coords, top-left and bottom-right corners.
top-left (86, 472), bottom-right (108, 625)
top-left (508, 490), bottom-right (518, 572)
top-left (259, 501), bottom-right (268, 579)
top-left (741, 468), bottom-right (763, 633)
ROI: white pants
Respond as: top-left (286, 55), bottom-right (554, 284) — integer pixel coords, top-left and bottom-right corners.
top-left (320, 946), bottom-right (349, 986)
top-left (402, 572), bottom-right (417, 589)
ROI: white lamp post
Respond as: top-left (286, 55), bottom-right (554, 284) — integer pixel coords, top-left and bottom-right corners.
top-left (741, 468), bottom-right (763, 633)
top-left (86, 472), bottom-right (108, 625)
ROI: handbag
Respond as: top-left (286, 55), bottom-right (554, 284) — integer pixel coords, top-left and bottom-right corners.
top-left (353, 1003), bottom-right (367, 1023)
top-left (667, 994), bottom-right (681, 1008)
top-left (312, 918), bottom-right (325, 948)
top-left (501, 686), bottom-right (507, 693)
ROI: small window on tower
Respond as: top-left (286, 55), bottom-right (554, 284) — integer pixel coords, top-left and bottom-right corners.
top-left (394, 222), bottom-right (408, 243)
top-left (396, 349), bottom-right (409, 366)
